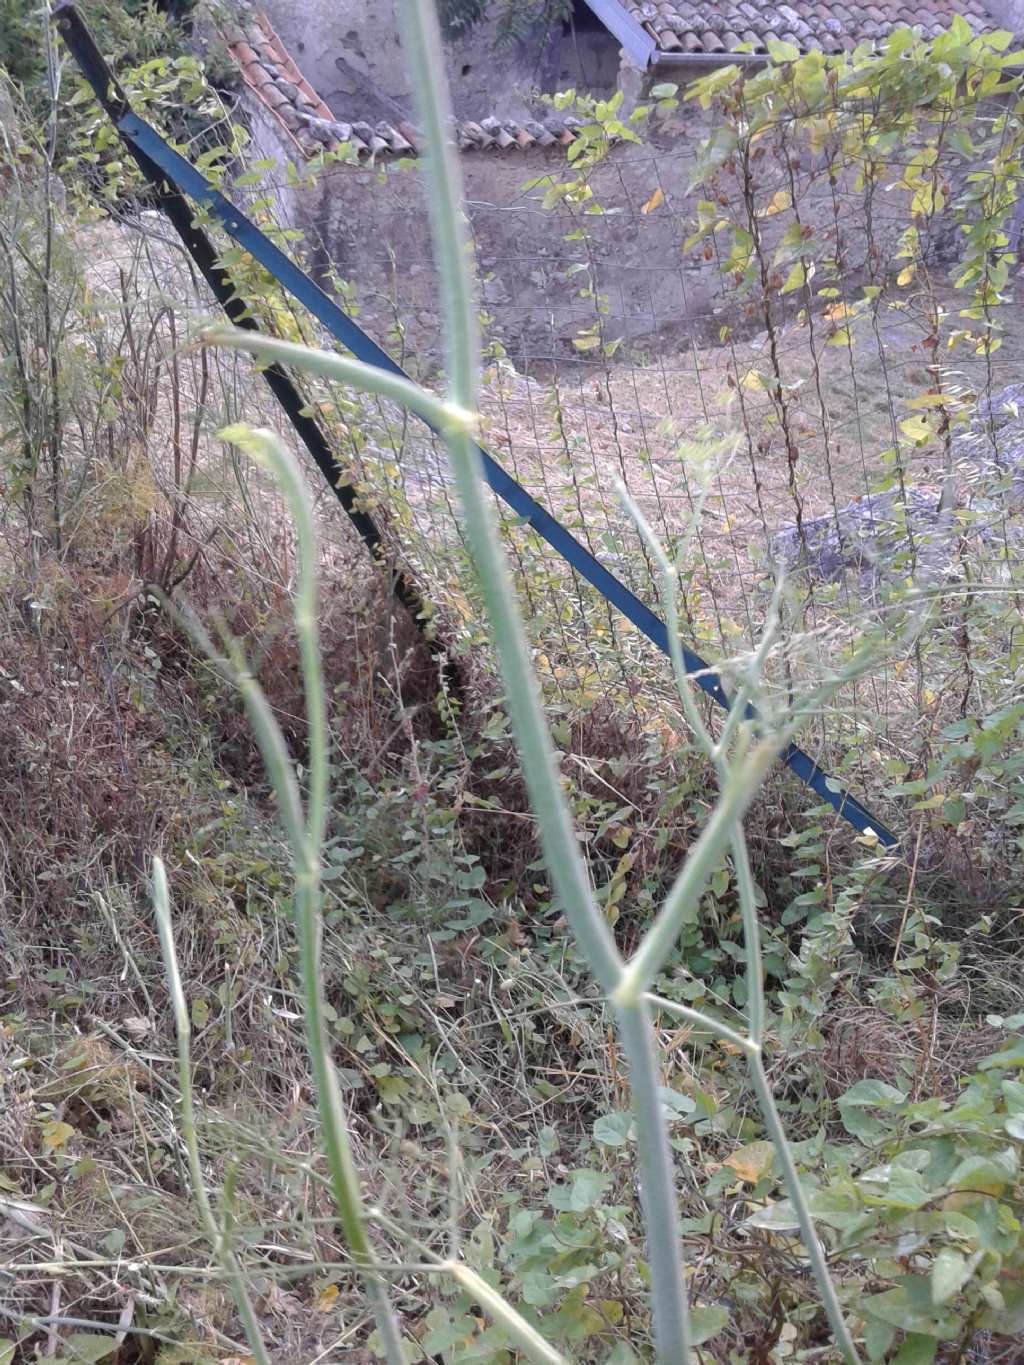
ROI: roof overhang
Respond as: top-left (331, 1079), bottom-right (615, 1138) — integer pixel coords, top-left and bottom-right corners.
top-left (577, 0), bottom-right (658, 67)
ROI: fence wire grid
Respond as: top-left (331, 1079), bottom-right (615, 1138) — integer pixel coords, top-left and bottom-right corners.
top-left (57, 39), bottom-right (1024, 847)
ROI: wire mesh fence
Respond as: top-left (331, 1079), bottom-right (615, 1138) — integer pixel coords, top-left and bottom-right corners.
top-left (216, 43), bottom-right (1021, 851)
top-left (52, 26), bottom-right (1024, 849)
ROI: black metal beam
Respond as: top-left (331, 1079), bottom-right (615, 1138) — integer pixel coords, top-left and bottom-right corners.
top-left (52, 1), bottom-right (444, 666)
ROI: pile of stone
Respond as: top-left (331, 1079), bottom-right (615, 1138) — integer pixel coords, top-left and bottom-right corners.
top-left (771, 384), bottom-right (1024, 584)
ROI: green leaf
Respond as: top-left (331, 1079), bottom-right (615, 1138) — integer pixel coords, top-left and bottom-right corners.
top-left (899, 413), bottom-right (934, 444)
top-left (593, 1111), bottom-right (633, 1146)
top-left (767, 37), bottom-right (800, 62)
top-left (0, 1341), bottom-right (14, 1365)
top-left (862, 1286), bottom-right (960, 1338)
top-left (745, 1198), bottom-right (800, 1230)
top-left (549, 1168), bottom-right (608, 1213)
top-left (689, 1304), bottom-right (729, 1344)
top-left (840, 1079), bottom-right (907, 1107)
top-left (781, 262), bottom-right (806, 294)
top-left (422, 1307), bottom-right (475, 1353)
top-left (893, 1336), bottom-right (938, 1365)
top-left (931, 1248), bottom-right (971, 1304)
top-left (980, 1040), bottom-right (1024, 1069)
top-left (863, 1316), bottom-right (895, 1362)
top-left (65, 1335), bottom-right (120, 1364)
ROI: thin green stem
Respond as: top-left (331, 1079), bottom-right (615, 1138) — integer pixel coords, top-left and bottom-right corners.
top-left (747, 1058), bottom-right (859, 1363)
top-left (614, 1002), bottom-right (691, 1357)
top-left (623, 496), bottom-right (862, 1360)
top-left (731, 830), bottom-right (765, 1046)
top-left (220, 427), bottom-right (330, 851)
top-left (150, 859), bottom-right (273, 1365)
top-left (644, 992), bottom-right (756, 1055)
top-left (162, 434), bottom-right (406, 1364)
top-left (398, 6), bottom-right (691, 1359)
top-left (396, 0), bottom-right (479, 412)
top-left (615, 738), bottom-right (779, 1005)
top-left (200, 328), bottom-right (473, 439)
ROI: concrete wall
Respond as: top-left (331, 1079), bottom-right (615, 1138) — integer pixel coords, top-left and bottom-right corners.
top-left (246, 62), bottom-right (947, 373)
top-left (244, 91), bottom-right (725, 368)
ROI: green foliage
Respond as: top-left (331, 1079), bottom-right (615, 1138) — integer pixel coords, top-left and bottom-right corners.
top-left (61, 46), bottom-right (241, 209)
top-left (7, 5), bottom-right (1024, 1363)
top-left (749, 1044), bottom-right (1024, 1359)
top-left (437, 0), bottom-right (572, 45)
top-left (0, 0), bottom-right (46, 100)
top-left (1, 1), bottom-right (200, 116)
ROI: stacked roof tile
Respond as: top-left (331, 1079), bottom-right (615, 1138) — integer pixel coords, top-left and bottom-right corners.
top-left (617, 0), bottom-right (1007, 56)
top-left (225, 12), bottom-right (590, 160)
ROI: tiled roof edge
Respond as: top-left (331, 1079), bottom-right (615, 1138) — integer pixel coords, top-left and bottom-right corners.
top-left (623, 1), bottom-right (1010, 57)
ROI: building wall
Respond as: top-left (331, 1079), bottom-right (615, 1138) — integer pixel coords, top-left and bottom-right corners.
top-left (245, 91), bottom-right (724, 367)
top-left (246, 86), bottom-right (921, 373)
top-left (239, 17), bottom-right (990, 373)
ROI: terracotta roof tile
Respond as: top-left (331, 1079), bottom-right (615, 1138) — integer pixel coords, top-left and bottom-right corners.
top-left (619, 0), bottom-right (1014, 56)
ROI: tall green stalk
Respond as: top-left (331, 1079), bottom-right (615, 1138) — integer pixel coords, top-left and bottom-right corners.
top-left (191, 2), bottom-right (893, 1356)
top-left (151, 858), bottom-right (273, 1365)
top-left (158, 426), bottom-right (406, 1365)
top-left (158, 426), bottom-right (565, 1365)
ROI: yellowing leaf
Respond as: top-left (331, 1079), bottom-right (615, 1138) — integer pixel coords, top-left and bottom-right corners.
top-left (761, 189), bottom-right (792, 217)
top-left (191, 997), bottom-right (210, 1028)
top-left (640, 186), bottom-right (665, 214)
top-left (41, 1120), bottom-right (75, 1152)
top-left (723, 1139), bottom-right (775, 1184)
top-left (780, 262), bottom-right (806, 294)
top-left (899, 414), bottom-right (933, 444)
top-left (572, 335), bottom-right (601, 351)
top-left (315, 1283), bottom-right (339, 1312)
top-left (824, 301), bottom-right (852, 322)
top-left (897, 264), bottom-right (917, 286)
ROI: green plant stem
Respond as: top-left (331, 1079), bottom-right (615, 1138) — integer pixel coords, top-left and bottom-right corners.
top-left (644, 992), bottom-right (755, 1054)
top-left (221, 306), bottom-right (631, 1001)
top-left (614, 1001), bottom-right (691, 1356)
top-left (397, 0), bottom-right (478, 412)
top-left (614, 737), bottom-right (778, 1005)
top-left (151, 858), bottom-right (273, 1365)
top-left (160, 433), bottom-right (406, 1365)
top-left (200, 328), bottom-right (473, 438)
top-left (623, 492), bottom-right (862, 1362)
top-left (446, 1265), bottom-right (570, 1365)
top-left (746, 1050), bottom-right (858, 1362)
top-left (399, 3), bottom-right (691, 1357)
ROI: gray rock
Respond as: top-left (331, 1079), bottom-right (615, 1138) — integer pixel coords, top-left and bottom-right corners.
top-left (771, 488), bottom-right (951, 583)
top-left (771, 383), bottom-right (1024, 583)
